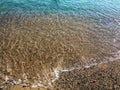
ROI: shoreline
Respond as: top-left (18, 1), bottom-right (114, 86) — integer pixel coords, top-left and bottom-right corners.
top-left (0, 14), bottom-right (120, 88)
top-left (0, 59), bottom-right (120, 90)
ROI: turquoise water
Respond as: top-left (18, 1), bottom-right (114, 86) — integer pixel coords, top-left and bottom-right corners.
top-left (0, 0), bottom-right (120, 16)
top-left (0, 0), bottom-right (120, 27)
top-left (0, 0), bottom-right (120, 28)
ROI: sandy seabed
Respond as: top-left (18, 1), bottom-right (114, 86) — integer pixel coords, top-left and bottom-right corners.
top-left (0, 13), bottom-right (120, 90)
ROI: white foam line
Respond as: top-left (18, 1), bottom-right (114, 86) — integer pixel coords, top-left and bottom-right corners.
top-left (26, 52), bottom-right (120, 88)
top-left (51, 52), bottom-right (120, 84)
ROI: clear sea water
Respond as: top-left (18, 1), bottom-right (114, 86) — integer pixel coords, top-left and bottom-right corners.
top-left (0, 0), bottom-right (120, 88)
top-left (0, 0), bottom-right (120, 15)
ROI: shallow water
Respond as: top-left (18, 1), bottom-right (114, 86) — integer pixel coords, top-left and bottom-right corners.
top-left (0, 0), bottom-right (120, 88)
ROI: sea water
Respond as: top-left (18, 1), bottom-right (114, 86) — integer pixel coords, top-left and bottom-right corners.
top-left (0, 0), bottom-right (120, 15)
top-left (0, 0), bottom-right (120, 88)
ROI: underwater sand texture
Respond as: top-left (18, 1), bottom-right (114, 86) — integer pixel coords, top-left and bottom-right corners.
top-left (0, 14), bottom-right (120, 88)
top-left (0, 0), bottom-right (120, 89)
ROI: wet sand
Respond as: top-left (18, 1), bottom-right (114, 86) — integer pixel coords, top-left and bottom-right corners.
top-left (54, 59), bottom-right (120, 90)
top-left (7, 59), bottom-right (120, 90)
